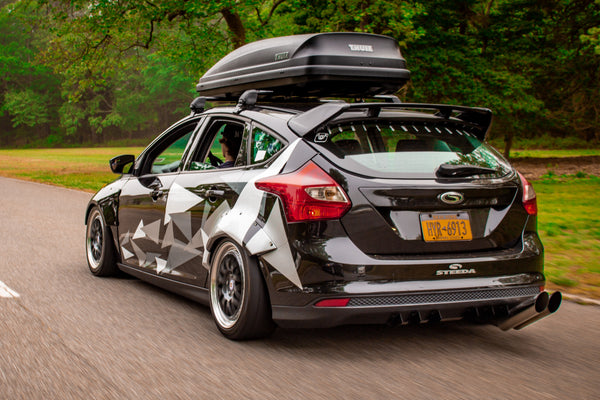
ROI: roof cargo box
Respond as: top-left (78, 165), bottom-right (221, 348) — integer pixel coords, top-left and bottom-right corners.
top-left (196, 33), bottom-right (410, 98)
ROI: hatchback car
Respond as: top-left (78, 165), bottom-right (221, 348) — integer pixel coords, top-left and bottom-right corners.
top-left (86, 33), bottom-right (560, 339)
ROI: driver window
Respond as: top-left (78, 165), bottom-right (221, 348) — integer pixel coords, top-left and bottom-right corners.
top-left (189, 122), bottom-right (245, 170)
top-left (150, 131), bottom-right (194, 174)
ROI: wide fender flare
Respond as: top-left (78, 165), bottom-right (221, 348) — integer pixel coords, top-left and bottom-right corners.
top-left (202, 140), bottom-right (304, 288)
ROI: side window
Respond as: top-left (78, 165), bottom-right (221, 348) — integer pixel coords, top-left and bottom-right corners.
top-left (250, 127), bottom-right (283, 165)
top-left (149, 131), bottom-right (194, 174)
top-left (189, 121), bottom-right (245, 170)
top-left (138, 119), bottom-right (201, 175)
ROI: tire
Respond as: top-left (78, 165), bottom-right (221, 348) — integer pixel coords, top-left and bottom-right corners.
top-left (209, 240), bottom-right (275, 340)
top-left (86, 207), bottom-right (119, 277)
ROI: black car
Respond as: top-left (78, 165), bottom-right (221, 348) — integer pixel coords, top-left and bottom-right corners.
top-left (85, 33), bottom-right (560, 339)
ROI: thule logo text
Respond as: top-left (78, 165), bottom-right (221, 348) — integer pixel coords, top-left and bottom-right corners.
top-left (348, 44), bottom-right (373, 52)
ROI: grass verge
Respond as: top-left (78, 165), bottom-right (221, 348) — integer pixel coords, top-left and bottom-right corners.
top-left (534, 175), bottom-right (600, 298)
top-left (510, 149), bottom-right (600, 158)
top-left (0, 148), bottom-right (143, 191)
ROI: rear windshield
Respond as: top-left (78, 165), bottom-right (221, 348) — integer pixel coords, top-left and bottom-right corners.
top-left (309, 119), bottom-right (512, 179)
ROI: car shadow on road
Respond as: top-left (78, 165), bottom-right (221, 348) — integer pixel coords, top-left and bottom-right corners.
top-left (255, 320), bottom-right (546, 361)
top-left (112, 273), bottom-right (546, 362)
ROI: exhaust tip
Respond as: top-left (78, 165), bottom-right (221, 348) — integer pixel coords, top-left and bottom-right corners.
top-left (534, 291), bottom-right (550, 312)
top-left (498, 292), bottom-right (549, 331)
top-left (548, 291), bottom-right (562, 313)
top-left (512, 291), bottom-right (561, 331)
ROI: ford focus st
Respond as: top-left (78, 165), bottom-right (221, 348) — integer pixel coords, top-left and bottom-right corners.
top-left (85, 33), bottom-right (560, 339)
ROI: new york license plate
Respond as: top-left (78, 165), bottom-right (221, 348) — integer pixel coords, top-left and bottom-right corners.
top-left (420, 212), bottom-right (473, 242)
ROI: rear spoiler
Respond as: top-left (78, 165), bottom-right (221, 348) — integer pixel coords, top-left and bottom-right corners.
top-left (287, 102), bottom-right (493, 141)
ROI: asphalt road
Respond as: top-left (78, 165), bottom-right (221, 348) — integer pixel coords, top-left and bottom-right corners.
top-left (1, 177), bottom-right (599, 400)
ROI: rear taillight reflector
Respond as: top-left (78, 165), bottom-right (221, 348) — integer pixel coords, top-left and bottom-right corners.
top-left (255, 161), bottom-right (351, 223)
top-left (518, 172), bottom-right (537, 216)
top-left (315, 298), bottom-right (350, 307)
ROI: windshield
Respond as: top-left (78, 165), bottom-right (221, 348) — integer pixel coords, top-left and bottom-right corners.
top-left (309, 119), bottom-right (512, 179)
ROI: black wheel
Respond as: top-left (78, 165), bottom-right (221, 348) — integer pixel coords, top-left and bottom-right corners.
top-left (209, 240), bottom-right (275, 340)
top-left (86, 207), bottom-right (118, 276)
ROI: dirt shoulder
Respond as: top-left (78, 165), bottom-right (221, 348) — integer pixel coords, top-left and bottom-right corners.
top-left (511, 155), bottom-right (600, 180)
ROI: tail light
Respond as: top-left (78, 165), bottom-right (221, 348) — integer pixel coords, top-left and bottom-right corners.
top-left (518, 172), bottom-right (537, 216)
top-left (255, 161), bottom-right (351, 222)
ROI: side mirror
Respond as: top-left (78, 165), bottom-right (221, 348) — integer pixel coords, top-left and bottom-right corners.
top-left (109, 154), bottom-right (135, 174)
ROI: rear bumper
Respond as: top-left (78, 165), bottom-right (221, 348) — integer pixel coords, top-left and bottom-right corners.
top-left (272, 285), bottom-right (541, 328)
top-left (262, 228), bottom-right (545, 328)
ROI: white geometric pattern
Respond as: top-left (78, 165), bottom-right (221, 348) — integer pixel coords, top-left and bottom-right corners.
top-left (166, 240), bottom-right (202, 273)
top-left (121, 246), bottom-right (135, 260)
top-left (132, 220), bottom-right (146, 240)
top-left (130, 240), bottom-right (147, 267)
top-left (121, 139), bottom-right (304, 288)
top-left (170, 213), bottom-right (193, 241)
top-left (141, 220), bottom-right (161, 244)
top-left (258, 201), bottom-right (302, 288)
top-left (162, 221), bottom-right (175, 248)
top-left (164, 183), bottom-right (204, 224)
top-left (156, 257), bottom-right (167, 274)
top-left (206, 139), bottom-right (303, 288)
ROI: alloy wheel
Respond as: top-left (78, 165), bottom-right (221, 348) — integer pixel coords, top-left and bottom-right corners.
top-left (87, 211), bottom-right (104, 271)
top-left (211, 242), bottom-right (246, 329)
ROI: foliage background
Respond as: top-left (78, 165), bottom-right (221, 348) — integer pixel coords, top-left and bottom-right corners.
top-left (0, 0), bottom-right (598, 155)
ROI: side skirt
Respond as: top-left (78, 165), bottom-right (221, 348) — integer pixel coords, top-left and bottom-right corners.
top-left (117, 263), bottom-right (210, 305)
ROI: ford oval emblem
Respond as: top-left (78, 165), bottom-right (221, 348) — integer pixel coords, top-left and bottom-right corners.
top-left (439, 192), bottom-right (464, 205)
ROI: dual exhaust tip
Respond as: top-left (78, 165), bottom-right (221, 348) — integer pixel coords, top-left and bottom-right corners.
top-left (498, 291), bottom-right (562, 331)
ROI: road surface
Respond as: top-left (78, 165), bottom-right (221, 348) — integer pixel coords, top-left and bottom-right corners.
top-left (1, 177), bottom-right (598, 399)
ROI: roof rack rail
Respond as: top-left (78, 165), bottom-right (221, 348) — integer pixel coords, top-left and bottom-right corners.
top-left (190, 96), bottom-right (221, 114)
top-left (373, 95), bottom-right (401, 103)
top-left (233, 90), bottom-right (274, 114)
top-left (225, 90), bottom-right (404, 114)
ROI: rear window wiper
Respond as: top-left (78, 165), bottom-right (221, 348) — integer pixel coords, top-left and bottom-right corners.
top-left (436, 163), bottom-right (497, 178)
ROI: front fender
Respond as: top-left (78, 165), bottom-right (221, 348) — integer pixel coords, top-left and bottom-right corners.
top-left (85, 178), bottom-right (128, 225)
top-left (85, 178), bottom-right (129, 253)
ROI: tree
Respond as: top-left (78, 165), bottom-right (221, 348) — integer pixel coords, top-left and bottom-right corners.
top-left (404, 0), bottom-right (599, 156)
top-left (0, 1), bottom-right (61, 145)
top-left (0, 0), bottom-right (596, 149)
top-left (36, 0), bottom-right (295, 143)
top-left (286, 0), bottom-right (425, 46)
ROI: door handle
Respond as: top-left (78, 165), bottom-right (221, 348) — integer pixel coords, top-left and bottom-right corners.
top-left (205, 189), bottom-right (225, 198)
top-left (151, 189), bottom-right (165, 201)
top-left (198, 188), bottom-right (225, 202)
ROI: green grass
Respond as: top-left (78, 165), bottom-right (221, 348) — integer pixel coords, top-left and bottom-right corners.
top-left (534, 175), bottom-right (600, 298)
top-left (0, 147), bottom-right (144, 191)
top-left (1, 147), bottom-right (599, 298)
top-left (510, 149), bottom-right (600, 158)
top-left (487, 134), bottom-right (598, 151)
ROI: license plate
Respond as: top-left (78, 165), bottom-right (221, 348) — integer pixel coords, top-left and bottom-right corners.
top-left (420, 212), bottom-right (473, 242)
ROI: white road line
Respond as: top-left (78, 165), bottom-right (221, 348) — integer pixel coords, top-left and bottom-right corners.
top-left (0, 280), bottom-right (20, 298)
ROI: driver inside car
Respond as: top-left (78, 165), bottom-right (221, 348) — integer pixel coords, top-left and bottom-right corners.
top-left (208, 125), bottom-right (242, 168)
